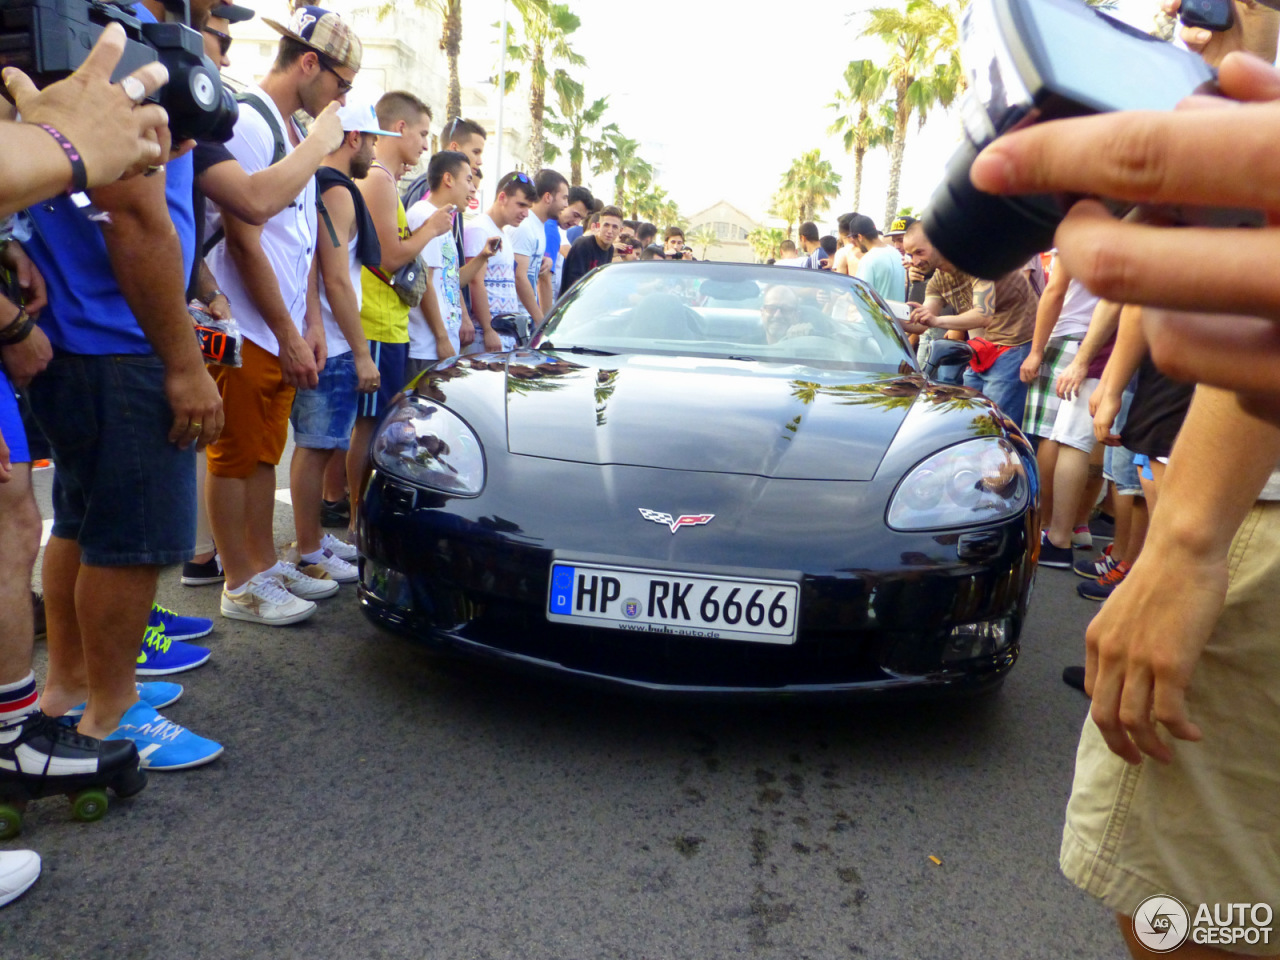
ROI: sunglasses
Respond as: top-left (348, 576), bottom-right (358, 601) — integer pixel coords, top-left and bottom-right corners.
top-left (203, 25), bottom-right (231, 57)
top-left (317, 56), bottom-right (354, 94)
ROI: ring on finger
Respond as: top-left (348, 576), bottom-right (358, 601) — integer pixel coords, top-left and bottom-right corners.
top-left (120, 75), bottom-right (148, 105)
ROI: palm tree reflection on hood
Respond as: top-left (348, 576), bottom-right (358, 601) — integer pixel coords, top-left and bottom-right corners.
top-left (787, 378), bottom-right (1005, 437)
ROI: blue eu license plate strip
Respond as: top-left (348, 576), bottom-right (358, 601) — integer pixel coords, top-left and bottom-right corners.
top-left (547, 561), bottom-right (799, 645)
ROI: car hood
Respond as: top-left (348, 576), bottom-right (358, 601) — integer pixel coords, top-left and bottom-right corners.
top-left (503, 352), bottom-right (918, 481)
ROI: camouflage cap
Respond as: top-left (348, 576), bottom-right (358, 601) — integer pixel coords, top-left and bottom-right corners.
top-left (263, 5), bottom-right (362, 73)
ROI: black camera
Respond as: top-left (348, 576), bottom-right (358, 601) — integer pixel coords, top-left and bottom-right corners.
top-left (1180, 0), bottom-right (1233, 32)
top-left (0, 0), bottom-right (237, 142)
top-left (921, 0), bottom-right (1254, 280)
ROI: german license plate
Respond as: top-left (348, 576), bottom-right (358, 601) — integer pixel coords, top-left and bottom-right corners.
top-left (547, 562), bottom-right (799, 644)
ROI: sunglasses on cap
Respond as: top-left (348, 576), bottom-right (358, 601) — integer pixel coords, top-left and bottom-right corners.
top-left (203, 25), bottom-right (232, 57)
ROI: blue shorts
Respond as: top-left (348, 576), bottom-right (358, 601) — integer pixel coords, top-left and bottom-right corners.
top-left (0, 367), bottom-right (29, 465)
top-left (357, 340), bottom-right (408, 420)
top-left (290, 351), bottom-right (357, 449)
top-left (27, 353), bottom-right (196, 566)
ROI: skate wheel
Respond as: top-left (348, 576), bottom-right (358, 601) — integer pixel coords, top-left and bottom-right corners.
top-left (0, 802), bottom-right (23, 840)
top-left (70, 789), bottom-right (108, 823)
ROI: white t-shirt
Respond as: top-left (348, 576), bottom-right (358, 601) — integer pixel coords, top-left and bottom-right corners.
top-left (318, 232), bottom-right (361, 359)
top-left (1052, 277), bottom-right (1099, 340)
top-left (205, 86), bottom-right (316, 356)
top-left (508, 210), bottom-right (546, 319)
top-left (405, 200), bottom-right (462, 360)
top-left (462, 213), bottom-right (519, 327)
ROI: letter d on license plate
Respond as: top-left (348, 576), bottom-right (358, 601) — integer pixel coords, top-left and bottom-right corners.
top-left (547, 562), bottom-right (799, 644)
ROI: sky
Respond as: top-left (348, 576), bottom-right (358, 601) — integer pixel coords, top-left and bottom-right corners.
top-left (457, 0), bottom-right (1164, 231)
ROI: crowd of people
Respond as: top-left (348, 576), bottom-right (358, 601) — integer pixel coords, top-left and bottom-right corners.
top-left (0, 0), bottom-right (1277, 956)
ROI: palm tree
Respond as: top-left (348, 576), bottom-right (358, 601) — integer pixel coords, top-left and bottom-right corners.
top-left (781, 149), bottom-right (842, 224)
top-left (542, 96), bottom-right (617, 186)
top-left (746, 226), bottom-right (786, 262)
top-left (827, 59), bottom-right (893, 212)
top-left (769, 188), bottom-right (801, 241)
top-left (860, 0), bottom-right (963, 225)
top-left (366, 1), bottom-right (465, 120)
top-left (498, 1), bottom-right (586, 174)
top-left (598, 132), bottom-right (653, 208)
top-left (686, 224), bottom-right (721, 260)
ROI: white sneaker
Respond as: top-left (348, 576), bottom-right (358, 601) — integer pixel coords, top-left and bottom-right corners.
top-left (298, 550), bottom-right (358, 585)
top-left (221, 572), bottom-right (317, 625)
top-left (273, 560), bottom-right (342, 598)
top-left (0, 850), bottom-right (40, 908)
top-left (319, 533), bottom-right (357, 561)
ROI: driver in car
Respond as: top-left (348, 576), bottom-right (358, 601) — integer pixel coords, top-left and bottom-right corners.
top-left (762, 286), bottom-right (835, 344)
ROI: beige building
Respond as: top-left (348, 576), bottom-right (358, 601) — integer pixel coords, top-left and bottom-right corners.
top-left (219, 0), bottom-right (532, 199)
top-left (686, 200), bottom-right (762, 263)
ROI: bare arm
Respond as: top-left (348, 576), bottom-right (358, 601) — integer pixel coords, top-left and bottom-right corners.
top-left (538, 259), bottom-right (554, 313)
top-left (360, 173), bottom-right (452, 272)
top-left (513, 254), bottom-right (544, 324)
top-left (91, 170), bottom-right (223, 448)
top-left (929, 279), bottom-right (996, 332)
top-left (222, 210), bottom-right (317, 388)
top-left (314, 187), bottom-right (371, 370)
top-left (1028, 259), bottom-right (1069, 356)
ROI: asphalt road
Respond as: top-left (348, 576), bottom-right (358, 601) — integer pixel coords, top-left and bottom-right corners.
top-left (8, 452), bottom-right (1126, 960)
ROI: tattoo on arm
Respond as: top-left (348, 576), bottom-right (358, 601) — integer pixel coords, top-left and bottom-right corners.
top-left (973, 280), bottom-right (995, 318)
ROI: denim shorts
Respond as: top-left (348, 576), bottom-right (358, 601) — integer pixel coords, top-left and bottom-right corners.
top-left (27, 352), bottom-right (196, 566)
top-left (0, 367), bottom-right (29, 464)
top-left (290, 350), bottom-right (357, 449)
top-left (1103, 445), bottom-right (1142, 497)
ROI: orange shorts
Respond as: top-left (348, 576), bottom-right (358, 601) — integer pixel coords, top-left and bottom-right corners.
top-left (206, 339), bottom-right (295, 479)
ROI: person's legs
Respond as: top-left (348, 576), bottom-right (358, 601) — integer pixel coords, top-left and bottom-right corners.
top-left (1123, 495), bottom-right (1149, 565)
top-left (38, 536), bottom-right (87, 717)
top-left (1037, 439), bottom-right (1060, 532)
top-left (246, 463), bottom-right (281, 573)
top-left (191, 449), bottom-right (214, 566)
top-left (322, 450), bottom-right (347, 505)
top-left (290, 447), bottom-right (330, 557)
top-left (0, 463), bottom-right (40, 685)
top-left (206, 473), bottom-right (254, 590)
top-left (1047, 444), bottom-right (1090, 549)
top-left (289, 353), bottom-right (356, 558)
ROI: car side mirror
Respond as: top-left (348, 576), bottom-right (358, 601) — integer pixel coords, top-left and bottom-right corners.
top-left (920, 338), bottom-right (975, 381)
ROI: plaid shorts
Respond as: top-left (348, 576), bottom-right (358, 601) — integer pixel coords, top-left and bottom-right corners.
top-left (1022, 336), bottom-right (1081, 438)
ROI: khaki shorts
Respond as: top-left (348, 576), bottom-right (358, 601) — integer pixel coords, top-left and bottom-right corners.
top-left (1061, 501), bottom-right (1280, 954)
top-left (206, 339), bottom-right (295, 479)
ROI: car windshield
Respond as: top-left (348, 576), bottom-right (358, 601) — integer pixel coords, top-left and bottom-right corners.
top-left (536, 262), bottom-right (914, 370)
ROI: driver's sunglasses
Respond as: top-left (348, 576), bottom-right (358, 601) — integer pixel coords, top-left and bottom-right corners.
top-left (318, 56), bottom-right (354, 94)
top-left (203, 25), bottom-right (231, 57)
top-left (762, 303), bottom-right (796, 318)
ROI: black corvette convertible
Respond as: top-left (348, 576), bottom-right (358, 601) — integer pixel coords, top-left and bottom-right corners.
top-left (356, 261), bottom-right (1040, 697)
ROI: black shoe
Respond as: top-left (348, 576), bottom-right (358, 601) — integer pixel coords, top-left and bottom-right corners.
top-left (1062, 666), bottom-right (1086, 693)
top-left (1038, 534), bottom-right (1075, 569)
top-left (31, 592), bottom-right (45, 643)
top-left (181, 553), bottom-right (224, 587)
top-left (320, 498), bottom-right (350, 527)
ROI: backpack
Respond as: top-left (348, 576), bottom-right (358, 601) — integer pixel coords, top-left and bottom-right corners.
top-left (201, 91), bottom-right (289, 257)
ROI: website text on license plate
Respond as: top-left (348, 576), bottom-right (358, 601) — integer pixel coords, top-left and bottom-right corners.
top-left (547, 562), bottom-right (799, 644)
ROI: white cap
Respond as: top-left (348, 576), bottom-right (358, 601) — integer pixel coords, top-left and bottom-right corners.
top-left (335, 98), bottom-right (401, 137)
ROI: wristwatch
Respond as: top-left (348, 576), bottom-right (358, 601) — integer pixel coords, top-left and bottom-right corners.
top-left (204, 289), bottom-right (230, 307)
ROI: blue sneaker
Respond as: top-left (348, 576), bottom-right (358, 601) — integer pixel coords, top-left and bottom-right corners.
top-left (136, 624), bottom-right (211, 676)
top-left (149, 603), bottom-right (212, 642)
top-left (104, 701), bottom-right (222, 771)
top-left (62, 681), bottom-right (184, 724)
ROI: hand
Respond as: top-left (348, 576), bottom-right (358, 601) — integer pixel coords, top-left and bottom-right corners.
top-left (907, 263), bottom-right (928, 284)
top-left (4, 23), bottom-right (170, 190)
top-left (435, 333), bottom-right (457, 360)
top-left (0, 244), bottom-right (47, 314)
top-left (304, 323), bottom-right (327, 375)
top-left (164, 362), bottom-right (223, 450)
top-left (483, 328), bottom-right (501, 352)
top-left (206, 294), bottom-right (231, 322)
top-left (909, 304), bottom-right (938, 328)
top-left (538, 256), bottom-right (552, 276)
top-left (1092, 387), bottom-right (1124, 445)
top-left (1055, 357), bottom-right (1088, 400)
top-left (458, 321), bottom-right (475, 347)
top-left (279, 331), bottom-right (319, 389)
top-left (306, 101), bottom-right (345, 155)
top-left (0, 325), bottom-right (52, 388)
top-left (1084, 545), bottom-right (1226, 764)
top-left (1019, 349), bottom-right (1043, 385)
top-left (481, 236), bottom-right (501, 259)
top-left (1162, 0), bottom-right (1277, 68)
top-left (416, 205), bottom-right (455, 241)
top-left (354, 352), bottom-right (380, 394)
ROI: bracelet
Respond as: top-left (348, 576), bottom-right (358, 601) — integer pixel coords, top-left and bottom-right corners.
top-left (203, 289), bottom-right (229, 307)
top-left (36, 124), bottom-right (88, 194)
top-left (0, 307), bottom-right (35, 346)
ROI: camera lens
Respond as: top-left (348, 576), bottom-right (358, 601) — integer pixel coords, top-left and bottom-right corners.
top-left (922, 136), bottom-right (1061, 279)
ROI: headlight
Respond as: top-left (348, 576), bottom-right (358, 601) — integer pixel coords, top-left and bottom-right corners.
top-left (887, 438), bottom-right (1028, 531)
top-left (371, 398), bottom-right (485, 495)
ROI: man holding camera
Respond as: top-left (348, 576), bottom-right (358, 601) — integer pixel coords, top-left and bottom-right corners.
top-left (204, 6), bottom-right (362, 625)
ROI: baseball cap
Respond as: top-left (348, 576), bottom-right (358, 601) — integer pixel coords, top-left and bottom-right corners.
top-left (262, 5), bottom-right (362, 72)
top-left (335, 99), bottom-right (401, 137)
top-left (886, 215), bottom-right (918, 237)
top-left (215, 2), bottom-right (255, 24)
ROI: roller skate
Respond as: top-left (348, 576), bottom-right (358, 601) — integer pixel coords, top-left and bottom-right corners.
top-left (0, 711), bottom-right (147, 840)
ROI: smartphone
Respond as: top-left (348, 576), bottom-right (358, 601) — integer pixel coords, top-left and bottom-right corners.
top-left (1180, 0), bottom-right (1234, 31)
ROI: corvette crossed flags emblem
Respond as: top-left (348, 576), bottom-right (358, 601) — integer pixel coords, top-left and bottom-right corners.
top-left (639, 508), bottom-right (715, 533)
